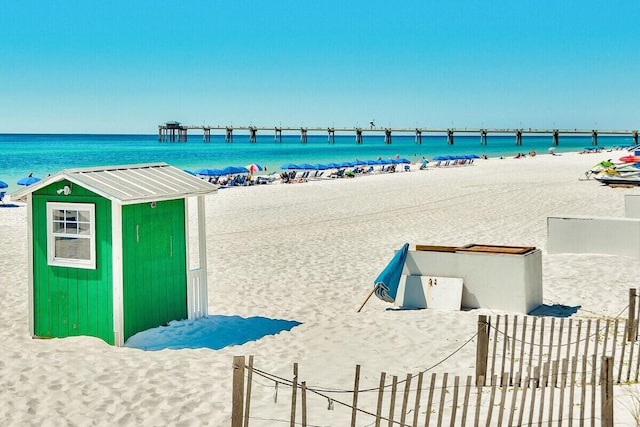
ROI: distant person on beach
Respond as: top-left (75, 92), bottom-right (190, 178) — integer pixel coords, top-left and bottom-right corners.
top-left (529, 149), bottom-right (536, 157)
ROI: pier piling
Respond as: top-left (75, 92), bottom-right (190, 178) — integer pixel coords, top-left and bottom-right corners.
top-left (415, 129), bottom-right (422, 145)
top-left (447, 129), bottom-right (454, 145)
top-left (327, 128), bottom-right (335, 144)
top-left (384, 129), bottom-right (392, 144)
top-left (480, 129), bottom-right (487, 145)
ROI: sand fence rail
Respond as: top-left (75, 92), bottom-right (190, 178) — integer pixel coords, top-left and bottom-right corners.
top-left (231, 354), bottom-right (613, 426)
top-left (229, 287), bottom-right (640, 426)
top-left (477, 288), bottom-right (640, 388)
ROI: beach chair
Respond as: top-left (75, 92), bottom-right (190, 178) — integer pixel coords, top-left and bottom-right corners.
top-left (0, 191), bottom-right (5, 205)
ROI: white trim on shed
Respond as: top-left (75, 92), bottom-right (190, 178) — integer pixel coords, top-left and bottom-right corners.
top-left (11, 163), bottom-right (217, 204)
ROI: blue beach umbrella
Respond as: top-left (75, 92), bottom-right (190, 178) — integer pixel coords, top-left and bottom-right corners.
top-left (314, 164), bottom-right (330, 170)
top-left (373, 243), bottom-right (410, 303)
top-left (326, 162), bottom-right (341, 169)
top-left (298, 163), bottom-right (316, 170)
top-left (340, 161), bottom-right (355, 168)
top-left (194, 168), bottom-right (218, 176)
top-left (366, 159), bottom-right (381, 165)
top-left (354, 160), bottom-right (367, 166)
top-left (280, 163), bottom-right (299, 170)
top-left (221, 166), bottom-right (249, 175)
top-left (182, 169), bottom-right (197, 176)
top-left (432, 156), bottom-right (447, 161)
top-left (357, 242), bottom-right (411, 313)
top-left (0, 180), bottom-right (7, 189)
top-left (17, 176), bottom-right (41, 186)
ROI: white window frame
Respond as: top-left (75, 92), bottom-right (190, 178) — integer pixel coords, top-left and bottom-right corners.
top-left (46, 202), bottom-right (96, 269)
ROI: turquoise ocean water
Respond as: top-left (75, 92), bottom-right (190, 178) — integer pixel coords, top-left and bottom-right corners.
top-left (0, 132), bottom-right (635, 192)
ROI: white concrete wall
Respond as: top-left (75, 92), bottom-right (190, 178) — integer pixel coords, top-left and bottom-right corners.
top-left (547, 215), bottom-right (640, 258)
top-left (403, 249), bottom-right (543, 314)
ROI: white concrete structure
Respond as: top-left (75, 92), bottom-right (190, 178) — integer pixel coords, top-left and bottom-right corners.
top-left (625, 194), bottom-right (640, 219)
top-left (396, 276), bottom-right (463, 310)
top-left (403, 245), bottom-right (543, 314)
top-left (547, 215), bottom-right (640, 258)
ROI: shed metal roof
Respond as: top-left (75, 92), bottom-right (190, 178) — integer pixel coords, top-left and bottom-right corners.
top-left (12, 163), bottom-right (217, 204)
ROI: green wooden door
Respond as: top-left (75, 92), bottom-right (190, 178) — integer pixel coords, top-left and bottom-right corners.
top-left (32, 183), bottom-right (114, 344)
top-left (122, 199), bottom-right (187, 341)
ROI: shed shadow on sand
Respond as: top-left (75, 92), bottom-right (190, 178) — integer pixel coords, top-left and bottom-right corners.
top-left (528, 304), bottom-right (581, 318)
top-left (124, 315), bottom-right (302, 351)
top-left (386, 304), bottom-right (581, 318)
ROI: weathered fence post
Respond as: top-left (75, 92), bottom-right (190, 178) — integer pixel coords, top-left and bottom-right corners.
top-left (476, 315), bottom-right (490, 386)
top-left (350, 365), bottom-right (360, 427)
top-left (232, 356), bottom-right (245, 427)
top-left (601, 356), bottom-right (614, 427)
top-left (243, 356), bottom-right (254, 427)
top-left (629, 288), bottom-right (637, 341)
top-left (290, 363), bottom-right (298, 427)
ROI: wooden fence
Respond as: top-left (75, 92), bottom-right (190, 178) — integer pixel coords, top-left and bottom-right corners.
top-left (231, 288), bottom-right (640, 426)
top-left (231, 355), bottom-right (613, 427)
top-left (476, 310), bottom-right (640, 388)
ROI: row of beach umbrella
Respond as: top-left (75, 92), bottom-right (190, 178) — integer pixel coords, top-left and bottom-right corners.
top-left (188, 164), bottom-right (263, 177)
top-left (432, 154), bottom-right (480, 161)
top-left (280, 158), bottom-right (411, 171)
top-left (0, 175), bottom-right (42, 189)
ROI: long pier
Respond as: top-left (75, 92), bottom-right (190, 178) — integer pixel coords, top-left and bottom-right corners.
top-left (158, 121), bottom-right (640, 146)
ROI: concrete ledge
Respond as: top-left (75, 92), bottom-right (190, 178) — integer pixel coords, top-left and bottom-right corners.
top-left (404, 248), bottom-right (542, 314)
top-left (625, 194), bottom-right (640, 219)
top-left (547, 215), bottom-right (640, 258)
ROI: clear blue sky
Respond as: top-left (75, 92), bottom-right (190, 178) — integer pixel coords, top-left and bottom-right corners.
top-left (2, 1), bottom-right (639, 133)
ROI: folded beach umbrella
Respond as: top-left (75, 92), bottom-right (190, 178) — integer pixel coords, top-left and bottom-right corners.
top-left (357, 243), bottom-right (410, 312)
top-left (373, 243), bottom-right (410, 303)
top-left (0, 180), bottom-right (7, 189)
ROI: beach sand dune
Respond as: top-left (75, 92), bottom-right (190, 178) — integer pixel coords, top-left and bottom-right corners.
top-left (2, 152), bottom-right (640, 425)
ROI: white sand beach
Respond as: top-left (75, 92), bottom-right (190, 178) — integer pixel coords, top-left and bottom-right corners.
top-left (3, 151), bottom-right (640, 425)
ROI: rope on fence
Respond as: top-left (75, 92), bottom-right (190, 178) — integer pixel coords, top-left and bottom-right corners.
top-left (484, 303), bottom-right (630, 349)
top-left (251, 329), bottom-right (480, 395)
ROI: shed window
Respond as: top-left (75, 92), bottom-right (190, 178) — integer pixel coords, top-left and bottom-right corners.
top-left (46, 202), bottom-right (96, 269)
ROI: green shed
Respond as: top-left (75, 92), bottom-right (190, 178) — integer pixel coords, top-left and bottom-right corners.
top-left (12, 163), bottom-right (217, 346)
